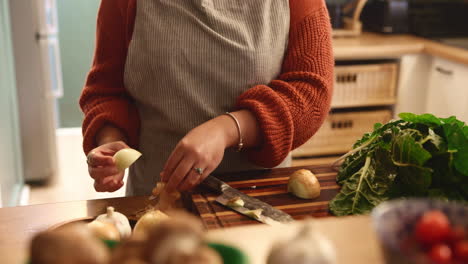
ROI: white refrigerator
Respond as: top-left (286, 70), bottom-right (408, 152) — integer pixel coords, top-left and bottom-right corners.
top-left (9, 0), bottom-right (63, 183)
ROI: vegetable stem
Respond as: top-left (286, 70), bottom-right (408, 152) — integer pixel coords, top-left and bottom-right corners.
top-left (351, 155), bottom-right (372, 213)
top-left (332, 136), bottom-right (377, 167)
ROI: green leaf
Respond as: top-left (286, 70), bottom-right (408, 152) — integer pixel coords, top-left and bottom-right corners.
top-left (395, 166), bottom-right (433, 195)
top-left (373, 122), bottom-right (383, 130)
top-left (337, 153), bottom-right (366, 183)
top-left (440, 116), bottom-right (466, 127)
top-left (424, 128), bottom-right (446, 154)
top-left (330, 149), bottom-right (397, 216)
top-left (443, 123), bottom-right (468, 176)
top-left (399, 112), bottom-right (442, 126)
top-left (391, 131), bottom-right (432, 166)
top-left (330, 113), bottom-right (468, 216)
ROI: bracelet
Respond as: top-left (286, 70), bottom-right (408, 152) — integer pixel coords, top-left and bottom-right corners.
top-left (225, 112), bottom-right (244, 152)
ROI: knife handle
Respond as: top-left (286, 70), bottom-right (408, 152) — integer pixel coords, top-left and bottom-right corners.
top-left (201, 175), bottom-right (228, 193)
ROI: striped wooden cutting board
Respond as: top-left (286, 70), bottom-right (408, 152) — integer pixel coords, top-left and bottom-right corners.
top-left (185, 165), bottom-right (340, 229)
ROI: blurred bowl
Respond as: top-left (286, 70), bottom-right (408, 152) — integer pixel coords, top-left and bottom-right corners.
top-left (371, 199), bottom-right (468, 264)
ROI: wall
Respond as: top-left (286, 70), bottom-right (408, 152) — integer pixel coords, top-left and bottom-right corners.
top-left (57, 0), bottom-right (100, 128)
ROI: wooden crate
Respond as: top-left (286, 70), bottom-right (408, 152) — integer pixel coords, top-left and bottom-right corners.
top-left (332, 63), bottom-right (398, 108)
top-left (292, 110), bottom-right (392, 157)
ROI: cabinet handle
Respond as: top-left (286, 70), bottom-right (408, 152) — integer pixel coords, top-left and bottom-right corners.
top-left (435, 66), bottom-right (453, 76)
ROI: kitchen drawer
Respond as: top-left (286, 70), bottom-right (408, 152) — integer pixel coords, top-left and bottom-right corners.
top-left (292, 110), bottom-right (393, 157)
top-left (333, 63), bottom-right (398, 108)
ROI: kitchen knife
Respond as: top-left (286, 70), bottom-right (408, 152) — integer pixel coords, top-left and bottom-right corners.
top-left (201, 175), bottom-right (295, 225)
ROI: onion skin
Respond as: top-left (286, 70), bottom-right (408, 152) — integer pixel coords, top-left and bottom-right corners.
top-left (287, 169), bottom-right (321, 199)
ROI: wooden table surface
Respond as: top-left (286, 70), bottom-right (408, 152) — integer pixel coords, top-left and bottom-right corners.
top-left (0, 165), bottom-right (386, 264)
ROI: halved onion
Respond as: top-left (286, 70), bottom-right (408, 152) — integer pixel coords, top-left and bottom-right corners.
top-left (113, 148), bottom-right (142, 171)
top-left (287, 169), bottom-right (320, 199)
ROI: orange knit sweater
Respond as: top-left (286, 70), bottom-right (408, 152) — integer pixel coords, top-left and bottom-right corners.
top-left (80, 0), bottom-right (334, 168)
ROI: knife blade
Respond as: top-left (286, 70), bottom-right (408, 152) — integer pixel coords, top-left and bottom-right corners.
top-left (201, 175), bottom-right (295, 225)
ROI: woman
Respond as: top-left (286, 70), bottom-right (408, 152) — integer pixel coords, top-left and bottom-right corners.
top-left (81, 0), bottom-right (334, 196)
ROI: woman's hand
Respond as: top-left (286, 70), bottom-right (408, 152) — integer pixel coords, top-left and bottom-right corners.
top-left (87, 141), bottom-right (129, 192)
top-left (160, 115), bottom-right (235, 191)
top-left (161, 110), bottom-right (262, 192)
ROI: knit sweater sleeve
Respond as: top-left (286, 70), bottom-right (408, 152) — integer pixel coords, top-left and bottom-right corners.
top-left (235, 0), bottom-right (334, 167)
top-left (79, 0), bottom-right (139, 154)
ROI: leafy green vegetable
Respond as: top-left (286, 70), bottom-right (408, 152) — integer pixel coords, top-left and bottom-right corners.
top-left (330, 113), bottom-right (468, 216)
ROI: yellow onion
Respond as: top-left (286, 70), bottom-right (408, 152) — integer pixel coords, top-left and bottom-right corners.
top-left (287, 169), bottom-right (320, 199)
top-left (133, 210), bottom-right (169, 239)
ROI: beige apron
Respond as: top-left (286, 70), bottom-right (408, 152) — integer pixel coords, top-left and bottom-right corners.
top-left (124, 0), bottom-right (290, 196)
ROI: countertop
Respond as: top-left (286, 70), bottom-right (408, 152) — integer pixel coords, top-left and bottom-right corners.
top-left (0, 165), bottom-right (386, 264)
top-left (333, 32), bottom-right (468, 65)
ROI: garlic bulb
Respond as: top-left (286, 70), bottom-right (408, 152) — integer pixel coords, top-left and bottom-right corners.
top-left (133, 209), bottom-right (169, 239)
top-left (95, 207), bottom-right (132, 239)
top-left (87, 220), bottom-right (121, 241)
top-left (267, 220), bottom-right (336, 264)
top-left (113, 148), bottom-right (142, 171)
top-left (288, 169), bottom-right (321, 199)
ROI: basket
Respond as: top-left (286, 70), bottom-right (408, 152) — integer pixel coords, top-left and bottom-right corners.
top-left (292, 110), bottom-right (393, 157)
top-left (332, 63), bottom-right (398, 108)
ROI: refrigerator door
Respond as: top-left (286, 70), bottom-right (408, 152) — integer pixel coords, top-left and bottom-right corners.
top-left (34, 0), bottom-right (58, 35)
top-left (9, 0), bottom-right (60, 183)
top-left (1, 0), bottom-right (25, 206)
top-left (39, 36), bottom-right (63, 98)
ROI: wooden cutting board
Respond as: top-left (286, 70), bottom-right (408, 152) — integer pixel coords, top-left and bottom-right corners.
top-left (184, 165), bottom-right (340, 229)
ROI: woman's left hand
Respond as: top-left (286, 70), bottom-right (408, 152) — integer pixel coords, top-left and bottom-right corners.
top-left (160, 115), bottom-right (239, 191)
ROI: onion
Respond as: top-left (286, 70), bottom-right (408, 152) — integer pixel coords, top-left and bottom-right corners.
top-left (287, 169), bottom-right (321, 199)
top-left (245, 209), bottom-right (263, 220)
top-left (133, 210), bottom-right (169, 239)
top-left (113, 148), bottom-right (142, 171)
top-left (226, 196), bottom-right (245, 207)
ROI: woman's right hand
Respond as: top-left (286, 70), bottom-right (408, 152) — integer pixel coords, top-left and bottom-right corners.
top-left (86, 141), bottom-right (129, 192)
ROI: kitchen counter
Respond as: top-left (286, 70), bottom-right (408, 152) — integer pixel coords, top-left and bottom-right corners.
top-left (0, 164), bottom-right (387, 264)
top-left (333, 32), bottom-right (468, 65)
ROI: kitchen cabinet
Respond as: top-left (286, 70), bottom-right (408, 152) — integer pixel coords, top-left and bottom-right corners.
top-left (395, 54), bottom-right (432, 115)
top-left (0, 0), bottom-right (25, 207)
top-left (293, 60), bottom-right (397, 158)
top-left (425, 57), bottom-right (468, 123)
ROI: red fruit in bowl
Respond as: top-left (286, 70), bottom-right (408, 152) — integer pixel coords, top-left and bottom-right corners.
top-left (448, 227), bottom-right (466, 243)
top-left (454, 240), bottom-right (468, 262)
top-left (415, 210), bottom-right (451, 245)
top-left (428, 244), bottom-right (452, 264)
